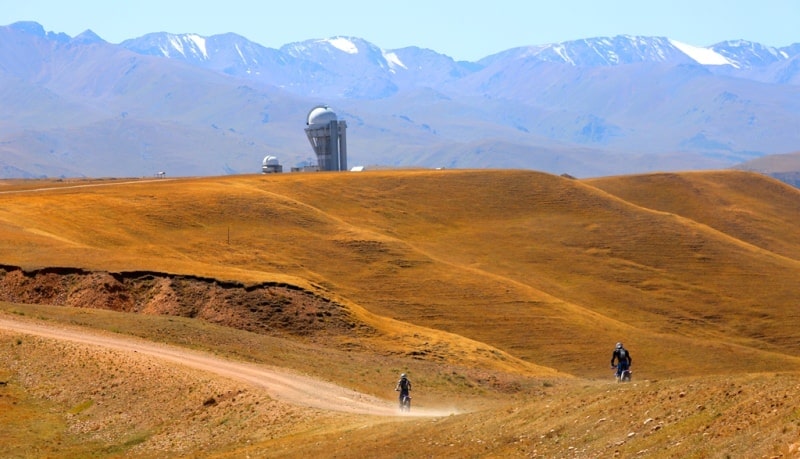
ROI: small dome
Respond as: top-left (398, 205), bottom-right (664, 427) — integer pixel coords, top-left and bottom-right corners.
top-left (262, 155), bottom-right (279, 166)
top-left (307, 105), bottom-right (337, 125)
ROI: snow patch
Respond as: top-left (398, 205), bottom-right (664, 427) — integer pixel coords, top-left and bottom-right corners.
top-left (552, 44), bottom-right (575, 65)
top-left (326, 37), bottom-right (358, 54)
top-left (234, 43), bottom-right (247, 64)
top-left (169, 35), bottom-right (185, 56)
top-left (186, 34), bottom-right (208, 59)
top-left (384, 51), bottom-right (406, 69)
top-left (670, 39), bottom-right (736, 67)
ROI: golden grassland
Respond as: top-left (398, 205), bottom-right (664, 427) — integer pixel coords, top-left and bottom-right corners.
top-left (1, 169), bottom-right (800, 457)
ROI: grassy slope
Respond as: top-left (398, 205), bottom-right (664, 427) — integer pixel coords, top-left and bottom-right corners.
top-left (1, 170), bottom-right (799, 379)
top-left (3, 304), bottom-right (799, 459)
top-left (1, 170), bottom-right (800, 457)
top-left (587, 171), bottom-right (800, 263)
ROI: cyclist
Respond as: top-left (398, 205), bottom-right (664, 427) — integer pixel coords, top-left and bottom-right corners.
top-left (395, 373), bottom-right (411, 409)
top-left (610, 342), bottom-right (632, 380)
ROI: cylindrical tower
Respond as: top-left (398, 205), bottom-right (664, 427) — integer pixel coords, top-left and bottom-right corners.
top-left (304, 105), bottom-right (348, 171)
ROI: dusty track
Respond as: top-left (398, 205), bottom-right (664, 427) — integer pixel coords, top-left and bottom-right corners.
top-left (0, 179), bottom-right (175, 194)
top-left (0, 315), bottom-right (452, 417)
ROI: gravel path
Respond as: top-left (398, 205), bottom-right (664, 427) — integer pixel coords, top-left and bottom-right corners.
top-left (0, 315), bottom-right (450, 417)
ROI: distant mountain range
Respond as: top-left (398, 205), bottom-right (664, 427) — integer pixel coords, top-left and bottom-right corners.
top-left (1, 21), bottom-right (800, 179)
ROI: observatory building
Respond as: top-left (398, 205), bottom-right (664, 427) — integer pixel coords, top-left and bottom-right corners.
top-left (261, 155), bottom-right (283, 173)
top-left (304, 105), bottom-right (347, 171)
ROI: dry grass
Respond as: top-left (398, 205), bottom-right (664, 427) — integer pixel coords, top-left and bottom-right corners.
top-left (1, 169), bottom-right (800, 457)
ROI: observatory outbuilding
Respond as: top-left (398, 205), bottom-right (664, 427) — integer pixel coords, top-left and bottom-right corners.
top-left (304, 105), bottom-right (347, 171)
top-left (261, 155), bottom-right (283, 173)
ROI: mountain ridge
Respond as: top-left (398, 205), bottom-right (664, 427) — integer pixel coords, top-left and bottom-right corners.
top-left (2, 21), bottom-right (800, 179)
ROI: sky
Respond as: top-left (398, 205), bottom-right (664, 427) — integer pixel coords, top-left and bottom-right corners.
top-left (1, 0), bottom-right (798, 62)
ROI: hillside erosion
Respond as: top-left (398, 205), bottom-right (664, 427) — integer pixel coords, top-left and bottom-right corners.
top-left (0, 170), bottom-right (799, 379)
top-left (0, 265), bottom-right (357, 338)
top-left (0, 265), bottom-right (551, 379)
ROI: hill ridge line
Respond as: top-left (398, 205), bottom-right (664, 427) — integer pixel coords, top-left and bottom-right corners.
top-left (580, 179), bottom-right (800, 265)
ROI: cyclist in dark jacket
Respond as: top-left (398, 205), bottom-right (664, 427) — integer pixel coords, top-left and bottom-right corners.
top-left (395, 373), bottom-right (411, 408)
top-left (610, 342), bottom-right (632, 378)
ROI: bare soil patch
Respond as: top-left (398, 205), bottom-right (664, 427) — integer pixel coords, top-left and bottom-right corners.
top-left (0, 264), bottom-right (367, 340)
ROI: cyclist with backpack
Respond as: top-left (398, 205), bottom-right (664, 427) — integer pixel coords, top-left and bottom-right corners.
top-left (395, 373), bottom-right (411, 410)
top-left (610, 342), bottom-right (632, 380)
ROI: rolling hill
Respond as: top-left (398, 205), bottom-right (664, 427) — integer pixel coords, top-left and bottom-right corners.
top-left (0, 169), bottom-right (799, 457)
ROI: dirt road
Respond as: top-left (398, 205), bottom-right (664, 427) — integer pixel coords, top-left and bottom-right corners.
top-left (0, 178), bottom-right (174, 195)
top-left (0, 315), bottom-right (450, 417)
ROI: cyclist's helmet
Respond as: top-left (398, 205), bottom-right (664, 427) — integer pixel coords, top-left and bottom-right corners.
top-left (616, 342), bottom-right (623, 349)
top-left (400, 373), bottom-right (406, 379)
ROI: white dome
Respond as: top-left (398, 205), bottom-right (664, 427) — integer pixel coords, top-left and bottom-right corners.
top-left (262, 155), bottom-right (279, 166)
top-left (306, 105), bottom-right (337, 125)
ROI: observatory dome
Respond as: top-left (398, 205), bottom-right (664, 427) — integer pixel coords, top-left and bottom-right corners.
top-left (262, 155), bottom-right (279, 166)
top-left (307, 105), bottom-right (338, 125)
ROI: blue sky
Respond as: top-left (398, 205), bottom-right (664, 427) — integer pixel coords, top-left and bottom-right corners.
top-left (1, 0), bottom-right (798, 61)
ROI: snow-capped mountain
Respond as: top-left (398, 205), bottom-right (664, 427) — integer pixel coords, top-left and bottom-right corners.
top-left (478, 35), bottom-right (799, 70)
top-left (485, 36), bottom-right (697, 67)
top-left (2, 21), bottom-right (800, 180)
top-left (278, 36), bottom-right (399, 98)
top-left (710, 40), bottom-right (790, 68)
top-left (704, 40), bottom-right (800, 84)
top-left (120, 32), bottom-right (326, 92)
top-left (119, 32), bottom-right (800, 100)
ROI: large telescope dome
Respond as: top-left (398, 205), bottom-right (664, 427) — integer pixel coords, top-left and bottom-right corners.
top-left (304, 104), bottom-right (347, 172)
top-left (307, 105), bottom-right (338, 126)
